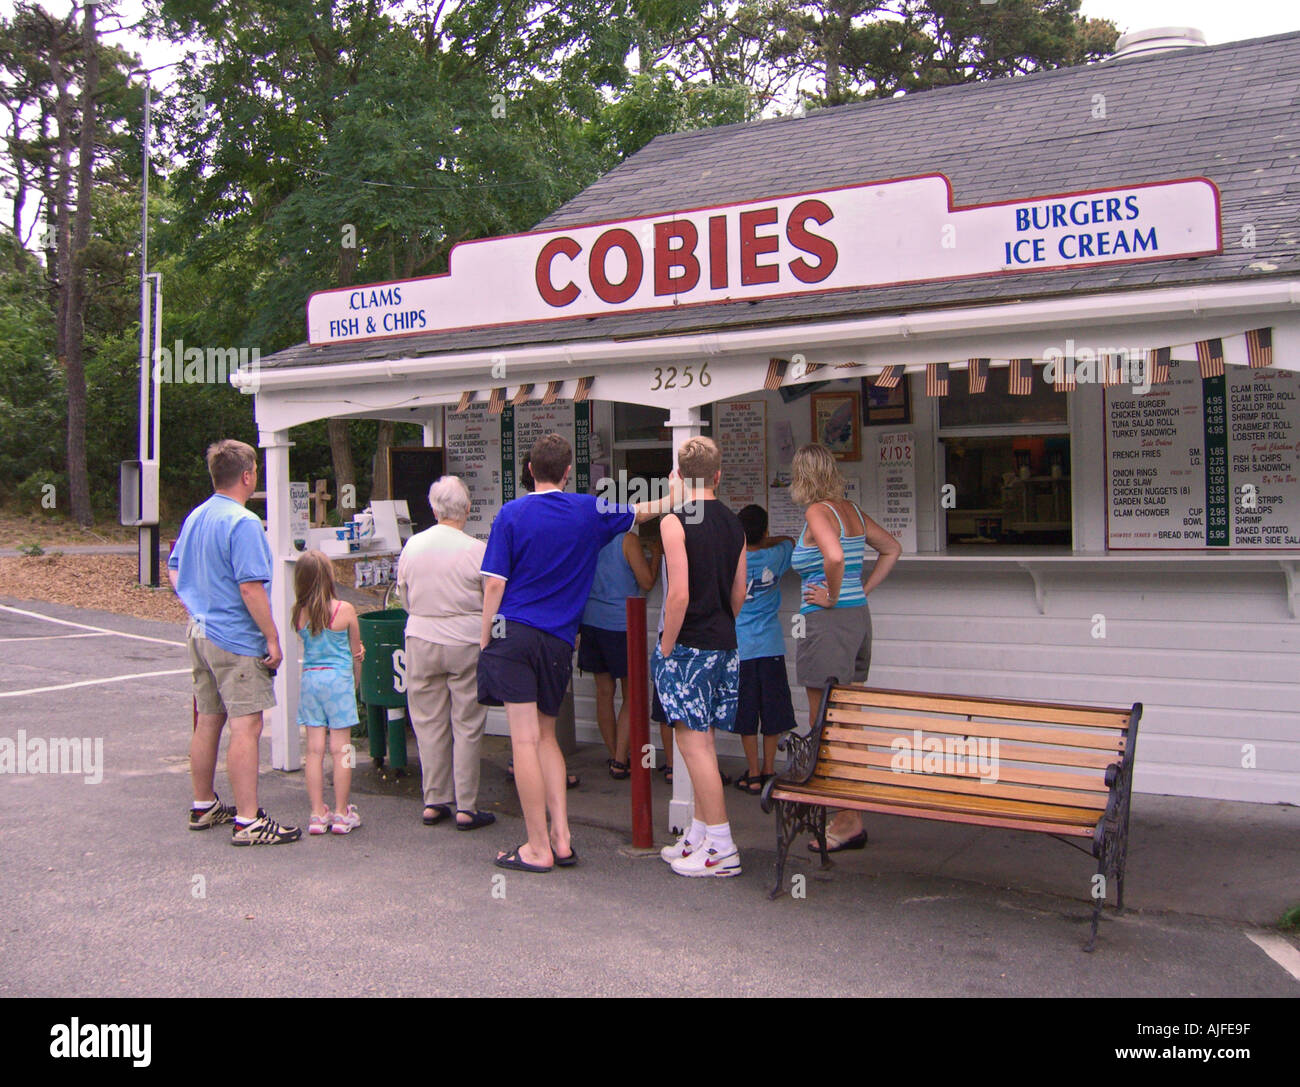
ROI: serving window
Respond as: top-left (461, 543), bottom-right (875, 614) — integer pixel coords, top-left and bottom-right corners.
top-left (937, 365), bottom-right (1072, 548)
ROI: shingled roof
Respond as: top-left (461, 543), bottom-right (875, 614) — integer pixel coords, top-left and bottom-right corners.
top-left (262, 30), bottom-right (1300, 372)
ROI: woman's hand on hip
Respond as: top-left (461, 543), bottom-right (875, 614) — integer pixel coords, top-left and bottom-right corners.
top-left (803, 583), bottom-right (834, 608)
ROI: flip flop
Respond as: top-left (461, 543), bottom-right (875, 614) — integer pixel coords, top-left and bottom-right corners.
top-left (456, 810), bottom-right (496, 831)
top-left (807, 829), bottom-right (869, 853)
top-left (553, 845), bottom-right (578, 867)
top-left (494, 844), bottom-right (552, 873)
top-left (422, 804), bottom-right (452, 826)
top-left (608, 758), bottom-right (631, 780)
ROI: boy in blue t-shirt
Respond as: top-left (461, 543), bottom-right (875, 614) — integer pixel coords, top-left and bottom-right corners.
top-left (479, 433), bottom-right (674, 873)
top-left (727, 505), bottom-right (797, 795)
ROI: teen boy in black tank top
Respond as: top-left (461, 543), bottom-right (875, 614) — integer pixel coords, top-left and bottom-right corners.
top-left (654, 437), bottom-right (748, 878)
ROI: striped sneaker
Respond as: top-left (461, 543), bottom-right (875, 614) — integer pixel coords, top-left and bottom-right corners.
top-left (231, 809), bottom-right (302, 846)
top-left (331, 805), bottom-right (361, 835)
top-left (189, 794), bottom-right (236, 831)
top-left (670, 838), bottom-right (741, 878)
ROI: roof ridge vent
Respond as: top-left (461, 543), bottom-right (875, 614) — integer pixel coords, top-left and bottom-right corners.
top-left (1111, 26), bottom-right (1208, 60)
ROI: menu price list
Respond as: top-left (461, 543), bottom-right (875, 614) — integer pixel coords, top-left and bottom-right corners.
top-left (1107, 358), bottom-right (1300, 549)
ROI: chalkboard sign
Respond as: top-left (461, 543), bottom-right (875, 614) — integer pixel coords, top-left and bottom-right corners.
top-left (387, 446), bottom-right (445, 533)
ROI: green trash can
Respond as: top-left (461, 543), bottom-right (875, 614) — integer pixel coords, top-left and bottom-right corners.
top-left (358, 608), bottom-right (411, 770)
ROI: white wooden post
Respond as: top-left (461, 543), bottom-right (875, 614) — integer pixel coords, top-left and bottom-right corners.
top-left (261, 429), bottom-right (300, 771)
top-left (666, 404), bottom-right (705, 834)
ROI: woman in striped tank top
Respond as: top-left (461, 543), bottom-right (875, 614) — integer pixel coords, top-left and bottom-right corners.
top-left (790, 444), bottom-right (902, 852)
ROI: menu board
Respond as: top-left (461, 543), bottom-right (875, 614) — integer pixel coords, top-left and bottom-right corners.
top-left (513, 401), bottom-right (582, 495)
top-left (875, 431), bottom-right (917, 552)
top-left (1106, 358), bottom-right (1205, 547)
top-left (717, 399), bottom-right (767, 510)
top-left (1228, 367), bottom-right (1300, 546)
top-left (1107, 359), bottom-right (1300, 548)
top-left (444, 404), bottom-right (504, 540)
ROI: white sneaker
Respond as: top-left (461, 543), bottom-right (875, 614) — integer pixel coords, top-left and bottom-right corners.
top-left (308, 809), bottom-right (333, 835)
top-left (660, 832), bottom-right (703, 864)
top-left (331, 804), bottom-right (361, 835)
top-left (670, 838), bottom-right (741, 878)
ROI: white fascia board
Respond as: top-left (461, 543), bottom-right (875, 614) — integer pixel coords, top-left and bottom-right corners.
top-left (240, 278), bottom-right (1300, 406)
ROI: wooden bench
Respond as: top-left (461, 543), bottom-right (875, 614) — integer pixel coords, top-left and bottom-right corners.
top-left (760, 682), bottom-right (1142, 951)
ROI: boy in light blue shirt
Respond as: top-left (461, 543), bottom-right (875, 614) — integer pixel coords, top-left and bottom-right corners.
top-left (727, 505), bottom-right (797, 795)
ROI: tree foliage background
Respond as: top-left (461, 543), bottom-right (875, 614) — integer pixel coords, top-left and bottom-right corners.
top-left (0, 0), bottom-right (1116, 523)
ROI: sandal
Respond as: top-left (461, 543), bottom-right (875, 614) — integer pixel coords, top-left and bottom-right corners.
top-left (494, 844), bottom-right (552, 873)
top-left (422, 803), bottom-right (451, 826)
top-left (807, 829), bottom-right (869, 853)
top-left (456, 810), bottom-right (496, 831)
top-left (735, 771), bottom-right (764, 795)
top-left (608, 758), bottom-right (631, 780)
top-left (658, 763), bottom-right (673, 785)
top-left (552, 845), bottom-right (578, 867)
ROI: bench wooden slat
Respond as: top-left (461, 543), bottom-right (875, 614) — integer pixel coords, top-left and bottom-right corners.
top-left (820, 724), bottom-right (1118, 770)
top-left (831, 687), bottom-right (1133, 729)
top-left (769, 788), bottom-right (1096, 838)
top-left (820, 742), bottom-right (1112, 793)
top-left (824, 716), bottom-right (1125, 753)
top-left (813, 758), bottom-right (1109, 811)
top-left (774, 774), bottom-right (1102, 826)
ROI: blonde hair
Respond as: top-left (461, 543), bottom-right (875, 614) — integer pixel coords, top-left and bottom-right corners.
top-left (678, 436), bottom-right (721, 487)
top-left (206, 439), bottom-right (257, 489)
top-left (790, 443), bottom-right (845, 506)
top-left (292, 550), bottom-right (338, 636)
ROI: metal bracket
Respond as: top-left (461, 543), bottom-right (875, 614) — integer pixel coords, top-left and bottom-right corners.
top-left (1018, 561), bottom-right (1048, 614)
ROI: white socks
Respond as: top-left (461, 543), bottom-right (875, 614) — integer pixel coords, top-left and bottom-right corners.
top-left (706, 821), bottom-right (735, 853)
top-left (686, 818), bottom-right (707, 846)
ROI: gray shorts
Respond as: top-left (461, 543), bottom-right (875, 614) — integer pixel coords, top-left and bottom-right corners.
top-left (188, 623), bottom-right (276, 718)
top-left (794, 603), bottom-right (872, 689)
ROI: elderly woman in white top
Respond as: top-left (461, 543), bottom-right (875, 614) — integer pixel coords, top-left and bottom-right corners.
top-left (396, 476), bottom-right (495, 830)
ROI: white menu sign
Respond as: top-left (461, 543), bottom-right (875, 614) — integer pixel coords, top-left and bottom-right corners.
top-left (445, 404), bottom-right (504, 540)
top-left (875, 431), bottom-right (917, 552)
top-left (514, 401), bottom-right (578, 493)
top-left (1106, 357), bottom-right (1206, 548)
top-left (1228, 367), bottom-right (1300, 547)
top-left (717, 399), bottom-right (767, 511)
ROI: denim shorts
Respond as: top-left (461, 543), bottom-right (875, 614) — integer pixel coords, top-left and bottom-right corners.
top-left (651, 644), bottom-right (739, 732)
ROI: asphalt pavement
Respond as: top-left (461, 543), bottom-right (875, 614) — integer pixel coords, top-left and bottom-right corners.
top-left (1, 596), bottom-right (1297, 998)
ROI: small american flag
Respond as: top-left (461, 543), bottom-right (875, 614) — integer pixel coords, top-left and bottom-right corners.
top-left (1149, 348), bottom-right (1170, 385)
top-left (1008, 359), bottom-right (1033, 396)
top-left (802, 362), bottom-right (823, 375)
top-left (834, 362), bottom-right (859, 370)
top-left (764, 358), bottom-right (787, 390)
top-left (875, 365), bottom-right (902, 389)
top-left (925, 363), bottom-right (949, 398)
top-left (1246, 327), bottom-right (1273, 369)
top-left (573, 376), bottom-right (594, 403)
top-left (1196, 338), bottom-right (1224, 379)
top-left (1101, 353), bottom-right (1124, 387)
top-left (488, 387), bottom-right (506, 414)
top-left (541, 380), bottom-right (562, 405)
top-left (511, 383), bottom-right (535, 405)
top-left (455, 390), bottom-right (475, 413)
top-left (967, 359), bottom-right (989, 394)
top-left (1053, 357), bottom-right (1075, 393)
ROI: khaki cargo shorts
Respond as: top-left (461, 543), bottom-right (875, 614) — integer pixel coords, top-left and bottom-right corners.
top-left (188, 622), bottom-right (276, 718)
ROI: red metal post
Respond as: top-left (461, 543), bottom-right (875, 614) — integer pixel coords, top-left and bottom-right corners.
top-left (626, 596), bottom-right (653, 848)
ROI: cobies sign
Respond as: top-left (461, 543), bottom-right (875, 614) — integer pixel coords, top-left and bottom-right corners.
top-left (306, 174), bottom-right (1220, 346)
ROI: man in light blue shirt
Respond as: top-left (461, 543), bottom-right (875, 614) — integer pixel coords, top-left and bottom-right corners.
top-left (168, 439), bottom-right (299, 845)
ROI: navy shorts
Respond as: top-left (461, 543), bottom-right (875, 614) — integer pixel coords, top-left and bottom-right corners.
top-left (477, 621), bottom-right (573, 718)
top-left (727, 656), bottom-right (797, 736)
top-left (577, 624), bottom-right (629, 679)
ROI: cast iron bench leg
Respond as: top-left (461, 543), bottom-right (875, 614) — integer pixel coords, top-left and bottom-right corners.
top-left (770, 800), bottom-right (797, 899)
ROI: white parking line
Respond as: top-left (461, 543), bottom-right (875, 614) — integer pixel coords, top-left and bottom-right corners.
top-left (0, 668), bottom-right (192, 698)
top-left (0, 603), bottom-right (186, 647)
top-left (1245, 931), bottom-right (1300, 982)
top-left (0, 632), bottom-right (110, 643)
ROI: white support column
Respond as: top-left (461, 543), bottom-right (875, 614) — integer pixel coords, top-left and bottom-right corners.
top-left (665, 405), bottom-right (705, 835)
top-left (261, 429), bottom-right (300, 771)
top-left (423, 406), bottom-right (443, 449)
